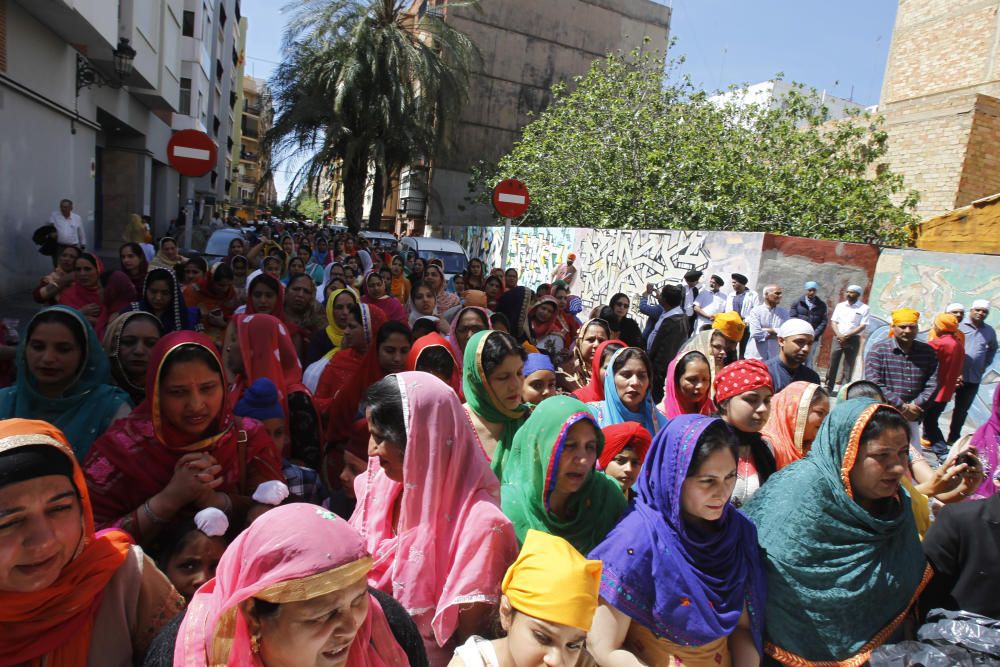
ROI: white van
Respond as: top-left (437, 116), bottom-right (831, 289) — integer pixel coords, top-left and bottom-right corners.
top-left (399, 236), bottom-right (469, 280)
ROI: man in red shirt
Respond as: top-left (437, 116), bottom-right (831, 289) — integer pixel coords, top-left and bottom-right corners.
top-left (925, 313), bottom-right (965, 458)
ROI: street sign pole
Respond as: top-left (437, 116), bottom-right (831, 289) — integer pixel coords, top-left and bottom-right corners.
top-left (501, 217), bottom-right (512, 270)
top-left (182, 177), bottom-right (195, 251)
top-left (491, 179), bottom-right (530, 271)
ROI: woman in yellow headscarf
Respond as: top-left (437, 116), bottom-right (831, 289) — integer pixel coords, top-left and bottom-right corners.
top-left (448, 529), bottom-right (602, 667)
top-left (302, 287), bottom-right (359, 391)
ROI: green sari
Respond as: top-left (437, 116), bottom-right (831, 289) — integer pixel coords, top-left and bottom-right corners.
top-left (462, 330), bottom-right (528, 477)
top-left (743, 398), bottom-right (931, 665)
top-left (499, 395), bottom-right (626, 554)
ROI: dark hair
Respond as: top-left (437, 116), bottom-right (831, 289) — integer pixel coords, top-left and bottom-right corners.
top-left (252, 598), bottom-right (281, 619)
top-left (345, 303), bottom-right (364, 328)
top-left (287, 256), bottom-right (305, 271)
top-left (288, 273), bottom-right (314, 291)
top-left (505, 267), bottom-right (518, 277)
top-left (485, 275), bottom-right (502, 289)
top-left (609, 292), bottom-right (629, 307)
top-left (458, 307), bottom-right (490, 329)
top-left (365, 376), bottom-right (406, 447)
top-left (611, 347), bottom-right (652, 378)
top-left (411, 317), bottom-right (439, 340)
top-left (674, 351), bottom-right (710, 383)
top-left (601, 342), bottom-right (625, 368)
top-left (186, 256), bottom-right (208, 273)
top-left (212, 264), bottom-right (234, 282)
top-left (366, 271), bottom-right (383, 287)
top-left (410, 281), bottom-right (433, 303)
top-left (810, 386), bottom-right (829, 405)
top-left (249, 274), bottom-right (280, 296)
top-left (416, 346), bottom-right (456, 379)
top-left (152, 518), bottom-right (230, 572)
top-left (598, 306), bottom-right (620, 331)
top-left (659, 284), bottom-right (684, 308)
top-left (119, 242), bottom-right (144, 262)
top-left (299, 243), bottom-right (312, 254)
top-left (28, 309), bottom-right (87, 355)
top-left (160, 343), bottom-right (222, 381)
top-left (58, 244), bottom-right (82, 259)
top-left (858, 406), bottom-right (910, 447)
top-left (490, 312), bottom-right (511, 331)
top-left (262, 256), bottom-right (282, 270)
top-left (553, 284), bottom-right (568, 296)
top-left (469, 258), bottom-right (484, 270)
top-left (582, 319), bottom-right (611, 339)
top-left (687, 420), bottom-right (739, 477)
top-left (481, 331), bottom-right (527, 377)
top-left (844, 381), bottom-right (886, 402)
top-left (78, 252), bottom-right (101, 270)
top-left (377, 321), bottom-right (412, 350)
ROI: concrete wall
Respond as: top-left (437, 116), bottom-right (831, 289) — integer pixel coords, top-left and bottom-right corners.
top-left (757, 235), bottom-right (880, 370)
top-left (430, 0), bottom-right (671, 227)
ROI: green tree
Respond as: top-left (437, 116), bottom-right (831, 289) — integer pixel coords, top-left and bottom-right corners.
top-left (294, 192), bottom-right (325, 220)
top-left (267, 0), bottom-right (480, 233)
top-left (473, 49), bottom-right (919, 245)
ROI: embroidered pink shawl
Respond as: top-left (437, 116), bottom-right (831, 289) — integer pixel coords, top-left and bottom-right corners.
top-left (176, 503), bottom-right (408, 667)
top-left (349, 372), bottom-right (518, 662)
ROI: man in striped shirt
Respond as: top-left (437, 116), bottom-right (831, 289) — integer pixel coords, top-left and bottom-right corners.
top-left (865, 307), bottom-right (939, 446)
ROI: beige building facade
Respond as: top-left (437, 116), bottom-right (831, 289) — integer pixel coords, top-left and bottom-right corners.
top-left (880, 0), bottom-right (1000, 220)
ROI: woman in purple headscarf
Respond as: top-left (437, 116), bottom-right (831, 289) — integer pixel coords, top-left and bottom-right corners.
top-left (970, 384), bottom-right (1000, 499)
top-left (587, 414), bottom-right (767, 666)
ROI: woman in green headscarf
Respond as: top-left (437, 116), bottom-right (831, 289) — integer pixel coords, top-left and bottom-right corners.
top-left (743, 398), bottom-right (931, 666)
top-left (462, 329), bottom-right (529, 477)
top-left (500, 395), bottom-right (626, 554)
top-left (0, 306), bottom-right (132, 461)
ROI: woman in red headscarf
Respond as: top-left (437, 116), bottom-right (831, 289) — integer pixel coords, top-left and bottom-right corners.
top-left (0, 419), bottom-right (183, 666)
top-left (59, 252), bottom-right (137, 338)
top-left (598, 421), bottom-right (652, 498)
top-left (572, 338), bottom-right (627, 403)
top-left (313, 303), bottom-right (387, 414)
top-left (223, 313), bottom-right (313, 461)
top-left (83, 331), bottom-right (285, 545)
top-left (406, 331), bottom-right (462, 395)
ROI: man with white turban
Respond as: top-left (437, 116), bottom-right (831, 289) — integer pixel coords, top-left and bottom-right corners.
top-left (765, 318), bottom-right (822, 392)
top-left (826, 284), bottom-right (870, 392)
top-left (949, 299), bottom-right (998, 442)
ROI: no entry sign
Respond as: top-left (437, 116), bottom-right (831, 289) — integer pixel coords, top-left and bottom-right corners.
top-left (167, 129), bottom-right (217, 177)
top-left (492, 179), bottom-right (530, 219)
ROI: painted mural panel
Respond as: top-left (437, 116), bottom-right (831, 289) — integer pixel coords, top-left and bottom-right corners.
top-left (757, 235), bottom-right (880, 370)
top-left (443, 226), bottom-right (764, 321)
top-left (868, 248), bottom-right (1000, 433)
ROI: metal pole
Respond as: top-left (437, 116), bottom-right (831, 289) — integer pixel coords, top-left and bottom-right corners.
top-left (500, 217), bottom-right (511, 270)
top-left (182, 176), bottom-right (195, 251)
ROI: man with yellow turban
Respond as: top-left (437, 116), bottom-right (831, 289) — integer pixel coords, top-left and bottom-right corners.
top-left (864, 307), bottom-right (940, 447)
top-left (923, 313), bottom-right (965, 456)
top-left (449, 529), bottom-right (601, 666)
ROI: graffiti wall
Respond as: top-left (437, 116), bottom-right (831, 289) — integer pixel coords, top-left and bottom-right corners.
top-left (444, 225), bottom-right (762, 320)
top-left (869, 248), bottom-right (1000, 431)
top-left (757, 235), bottom-right (880, 371)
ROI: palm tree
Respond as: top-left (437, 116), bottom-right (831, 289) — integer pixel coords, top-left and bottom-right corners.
top-left (267, 0), bottom-right (480, 232)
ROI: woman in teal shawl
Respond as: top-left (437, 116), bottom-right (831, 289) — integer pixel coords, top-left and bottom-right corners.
top-left (743, 398), bottom-right (931, 666)
top-left (0, 306), bottom-right (132, 460)
top-left (500, 395), bottom-right (626, 554)
top-left (462, 329), bottom-right (529, 476)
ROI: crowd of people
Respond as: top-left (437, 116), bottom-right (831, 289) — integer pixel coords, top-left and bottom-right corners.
top-left (1, 219), bottom-right (999, 667)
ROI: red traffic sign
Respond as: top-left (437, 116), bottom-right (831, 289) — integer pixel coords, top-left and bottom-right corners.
top-left (492, 178), bottom-right (530, 219)
top-left (167, 129), bottom-right (218, 177)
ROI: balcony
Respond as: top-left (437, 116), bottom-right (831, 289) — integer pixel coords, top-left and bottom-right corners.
top-left (240, 150), bottom-right (258, 161)
top-left (244, 103), bottom-right (262, 117)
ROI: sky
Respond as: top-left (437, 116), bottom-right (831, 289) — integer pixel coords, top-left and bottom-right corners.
top-left (241, 0), bottom-right (900, 200)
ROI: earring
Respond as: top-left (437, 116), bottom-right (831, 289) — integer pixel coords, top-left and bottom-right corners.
top-left (250, 633), bottom-right (261, 654)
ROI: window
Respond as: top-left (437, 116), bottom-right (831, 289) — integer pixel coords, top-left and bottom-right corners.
top-left (179, 77), bottom-right (192, 115)
top-left (182, 10), bottom-right (195, 37)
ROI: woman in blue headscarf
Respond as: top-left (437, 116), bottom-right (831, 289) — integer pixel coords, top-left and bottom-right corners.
top-left (0, 306), bottom-right (132, 460)
top-left (588, 414), bottom-right (767, 666)
top-left (743, 399), bottom-right (931, 666)
top-left (588, 347), bottom-right (662, 435)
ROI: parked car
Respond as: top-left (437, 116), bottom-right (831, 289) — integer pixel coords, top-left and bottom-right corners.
top-left (201, 228), bottom-right (247, 263)
top-left (399, 236), bottom-right (469, 280)
top-left (359, 230), bottom-right (399, 253)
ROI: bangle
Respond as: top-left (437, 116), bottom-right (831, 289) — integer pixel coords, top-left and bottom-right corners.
top-left (142, 499), bottom-right (170, 524)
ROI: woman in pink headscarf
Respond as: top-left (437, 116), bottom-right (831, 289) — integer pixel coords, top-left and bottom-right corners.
top-left (658, 350), bottom-right (715, 420)
top-left (970, 384), bottom-right (1000, 499)
top-left (176, 503), bottom-right (413, 667)
top-left (351, 372), bottom-right (519, 664)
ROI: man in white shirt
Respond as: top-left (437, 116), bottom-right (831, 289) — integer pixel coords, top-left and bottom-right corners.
top-left (48, 199), bottom-right (86, 248)
top-left (692, 274), bottom-right (727, 333)
top-left (825, 284), bottom-right (871, 392)
top-left (745, 285), bottom-right (788, 361)
top-left (725, 273), bottom-right (761, 357)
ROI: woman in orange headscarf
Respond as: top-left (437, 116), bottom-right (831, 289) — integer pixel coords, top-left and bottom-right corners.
top-left (0, 419), bottom-right (183, 666)
top-left (760, 381), bottom-right (831, 469)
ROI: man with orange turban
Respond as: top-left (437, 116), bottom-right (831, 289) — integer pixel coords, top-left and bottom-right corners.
top-left (864, 307), bottom-right (939, 447)
top-left (924, 313), bottom-right (965, 456)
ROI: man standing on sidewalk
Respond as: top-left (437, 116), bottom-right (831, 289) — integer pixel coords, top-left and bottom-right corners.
top-left (745, 285), bottom-right (787, 361)
top-left (925, 313), bottom-right (965, 457)
top-left (865, 307), bottom-right (939, 447)
top-left (789, 281), bottom-right (828, 368)
top-left (948, 300), bottom-right (998, 443)
top-left (49, 198), bottom-right (86, 249)
top-left (826, 285), bottom-right (870, 392)
top-left (725, 273), bottom-right (760, 358)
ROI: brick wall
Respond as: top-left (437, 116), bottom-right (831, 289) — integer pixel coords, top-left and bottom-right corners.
top-left (880, 0), bottom-right (1000, 219)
